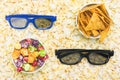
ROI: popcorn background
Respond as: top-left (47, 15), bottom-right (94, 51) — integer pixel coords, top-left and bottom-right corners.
top-left (0, 0), bottom-right (120, 80)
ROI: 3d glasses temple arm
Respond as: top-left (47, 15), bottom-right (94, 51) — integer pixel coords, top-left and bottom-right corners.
top-left (110, 50), bottom-right (114, 56)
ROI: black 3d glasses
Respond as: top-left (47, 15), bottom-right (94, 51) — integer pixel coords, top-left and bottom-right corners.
top-left (55, 49), bottom-right (114, 65)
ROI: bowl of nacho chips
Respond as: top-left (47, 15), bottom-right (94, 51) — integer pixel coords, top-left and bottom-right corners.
top-left (12, 38), bottom-right (48, 73)
top-left (77, 3), bottom-right (113, 42)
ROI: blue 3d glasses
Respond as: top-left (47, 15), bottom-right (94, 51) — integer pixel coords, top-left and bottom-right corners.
top-left (6, 14), bottom-right (56, 30)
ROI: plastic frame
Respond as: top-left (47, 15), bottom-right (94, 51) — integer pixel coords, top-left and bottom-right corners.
top-left (5, 14), bottom-right (57, 30)
top-left (55, 49), bottom-right (114, 65)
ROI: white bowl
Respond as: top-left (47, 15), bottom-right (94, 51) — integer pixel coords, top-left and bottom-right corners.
top-left (11, 38), bottom-right (48, 74)
top-left (76, 3), bottom-right (101, 39)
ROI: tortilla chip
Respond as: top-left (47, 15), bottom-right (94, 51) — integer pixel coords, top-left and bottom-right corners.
top-left (98, 14), bottom-right (109, 27)
top-left (86, 31), bottom-right (92, 37)
top-left (95, 8), bottom-right (111, 22)
top-left (85, 13), bottom-right (106, 30)
top-left (80, 12), bottom-right (88, 26)
top-left (88, 7), bottom-right (111, 25)
top-left (86, 10), bottom-right (93, 16)
top-left (99, 26), bottom-right (110, 42)
top-left (78, 13), bottom-right (88, 36)
top-left (92, 30), bottom-right (99, 37)
top-left (98, 4), bottom-right (109, 17)
top-left (84, 11), bottom-right (91, 24)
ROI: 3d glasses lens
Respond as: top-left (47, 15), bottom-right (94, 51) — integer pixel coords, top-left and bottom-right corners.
top-left (11, 18), bottom-right (27, 28)
top-left (88, 53), bottom-right (109, 64)
top-left (61, 53), bottom-right (80, 64)
top-left (35, 18), bottom-right (52, 29)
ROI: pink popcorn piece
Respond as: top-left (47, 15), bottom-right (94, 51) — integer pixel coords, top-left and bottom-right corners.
top-left (32, 60), bottom-right (38, 66)
top-left (32, 39), bottom-right (40, 47)
top-left (25, 38), bottom-right (32, 44)
top-left (44, 54), bottom-right (49, 60)
top-left (17, 67), bottom-right (23, 72)
top-left (23, 57), bottom-right (28, 62)
top-left (14, 55), bottom-right (24, 68)
top-left (20, 40), bottom-right (29, 48)
top-left (14, 60), bottom-right (23, 67)
top-left (37, 59), bottom-right (44, 67)
top-left (19, 55), bottom-right (23, 61)
top-left (38, 54), bottom-right (48, 61)
top-left (37, 46), bottom-right (44, 51)
top-left (17, 57), bottom-right (23, 63)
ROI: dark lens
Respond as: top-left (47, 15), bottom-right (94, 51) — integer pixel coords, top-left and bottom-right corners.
top-left (61, 53), bottom-right (80, 64)
top-left (35, 18), bottom-right (51, 29)
top-left (88, 53), bottom-right (109, 64)
top-left (11, 18), bottom-right (27, 28)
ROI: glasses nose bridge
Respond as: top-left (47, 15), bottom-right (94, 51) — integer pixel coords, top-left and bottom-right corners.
top-left (81, 52), bottom-right (88, 58)
top-left (27, 17), bottom-right (34, 23)
top-left (81, 54), bottom-right (87, 58)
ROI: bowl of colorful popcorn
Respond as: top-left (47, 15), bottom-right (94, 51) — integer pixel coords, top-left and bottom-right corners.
top-left (12, 38), bottom-right (48, 73)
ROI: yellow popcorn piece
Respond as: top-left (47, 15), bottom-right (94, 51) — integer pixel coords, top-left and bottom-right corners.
top-left (20, 48), bottom-right (29, 56)
top-left (12, 49), bottom-right (21, 59)
top-left (31, 51), bottom-right (39, 58)
top-left (29, 66), bottom-right (35, 72)
top-left (14, 42), bottom-right (21, 49)
top-left (28, 56), bottom-right (35, 63)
